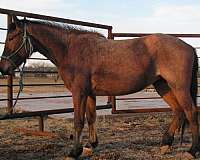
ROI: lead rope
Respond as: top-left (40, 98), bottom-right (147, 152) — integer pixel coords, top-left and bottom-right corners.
top-left (11, 23), bottom-right (33, 111)
top-left (12, 62), bottom-right (25, 110)
top-left (12, 37), bottom-right (33, 111)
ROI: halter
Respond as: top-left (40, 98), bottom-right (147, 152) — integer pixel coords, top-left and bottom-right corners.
top-left (0, 21), bottom-right (33, 110)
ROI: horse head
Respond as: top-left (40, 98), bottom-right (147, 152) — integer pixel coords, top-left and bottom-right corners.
top-left (0, 16), bottom-right (33, 75)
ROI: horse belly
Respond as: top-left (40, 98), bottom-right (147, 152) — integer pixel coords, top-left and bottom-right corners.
top-left (91, 74), bottom-right (155, 96)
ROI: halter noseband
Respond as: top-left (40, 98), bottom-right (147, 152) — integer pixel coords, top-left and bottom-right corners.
top-left (1, 22), bottom-right (33, 69)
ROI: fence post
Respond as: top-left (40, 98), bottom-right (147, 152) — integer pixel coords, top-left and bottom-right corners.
top-left (7, 15), bottom-right (13, 114)
top-left (107, 27), bottom-right (116, 113)
top-left (38, 116), bottom-right (44, 131)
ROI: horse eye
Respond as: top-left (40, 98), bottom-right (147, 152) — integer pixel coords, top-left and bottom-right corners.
top-left (8, 32), bottom-right (22, 41)
top-left (8, 37), bottom-right (14, 41)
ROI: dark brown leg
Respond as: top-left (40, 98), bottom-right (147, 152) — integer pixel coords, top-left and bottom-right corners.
top-left (154, 80), bottom-right (184, 148)
top-left (86, 95), bottom-right (98, 148)
top-left (172, 88), bottom-right (199, 157)
top-left (68, 90), bottom-right (87, 158)
top-left (161, 112), bottom-right (185, 146)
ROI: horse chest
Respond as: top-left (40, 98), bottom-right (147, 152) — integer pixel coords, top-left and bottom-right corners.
top-left (58, 69), bottom-right (75, 91)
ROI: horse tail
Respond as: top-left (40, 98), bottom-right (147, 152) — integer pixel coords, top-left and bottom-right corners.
top-left (190, 48), bottom-right (198, 107)
top-left (180, 48), bottom-right (198, 144)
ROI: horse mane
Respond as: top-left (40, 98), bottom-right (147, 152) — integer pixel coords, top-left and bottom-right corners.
top-left (23, 19), bottom-right (105, 38)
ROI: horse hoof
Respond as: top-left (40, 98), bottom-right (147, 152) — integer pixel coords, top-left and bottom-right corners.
top-left (160, 145), bottom-right (170, 155)
top-left (82, 147), bottom-right (93, 157)
top-left (176, 152), bottom-right (195, 160)
top-left (68, 145), bottom-right (83, 158)
top-left (85, 140), bottom-right (98, 149)
top-left (91, 140), bottom-right (98, 148)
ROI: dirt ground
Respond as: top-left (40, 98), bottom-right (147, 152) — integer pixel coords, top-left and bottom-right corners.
top-left (0, 112), bottom-right (195, 160)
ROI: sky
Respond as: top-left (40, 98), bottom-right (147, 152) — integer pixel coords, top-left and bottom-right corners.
top-left (0, 0), bottom-right (200, 63)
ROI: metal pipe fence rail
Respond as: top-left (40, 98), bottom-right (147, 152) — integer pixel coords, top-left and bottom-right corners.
top-left (0, 8), bottom-right (113, 30)
top-left (110, 32), bottom-right (200, 114)
top-left (0, 104), bottom-right (112, 120)
top-left (0, 8), bottom-right (113, 131)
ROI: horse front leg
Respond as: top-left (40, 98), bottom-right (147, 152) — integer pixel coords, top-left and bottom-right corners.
top-left (68, 89), bottom-right (87, 158)
top-left (86, 95), bottom-right (98, 148)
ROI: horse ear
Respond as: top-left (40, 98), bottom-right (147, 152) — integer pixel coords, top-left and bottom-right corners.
top-left (12, 15), bottom-right (19, 23)
top-left (12, 15), bottom-right (23, 28)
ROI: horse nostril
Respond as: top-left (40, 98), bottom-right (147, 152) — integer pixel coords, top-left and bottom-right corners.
top-left (0, 64), bottom-right (5, 75)
top-left (0, 67), bottom-right (6, 75)
top-left (0, 67), bottom-right (2, 74)
top-left (0, 63), bottom-right (3, 74)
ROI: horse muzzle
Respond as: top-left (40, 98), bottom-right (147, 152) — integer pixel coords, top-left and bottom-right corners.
top-left (0, 60), bottom-right (14, 75)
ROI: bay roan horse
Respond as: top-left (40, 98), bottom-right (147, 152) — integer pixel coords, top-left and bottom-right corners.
top-left (0, 16), bottom-right (199, 159)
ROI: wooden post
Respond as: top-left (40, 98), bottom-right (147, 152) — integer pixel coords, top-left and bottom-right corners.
top-left (39, 116), bottom-right (44, 131)
top-left (7, 15), bottom-right (13, 114)
top-left (111, 96), bottom-right (117, 114)
top-left (108, 27), bottom-right (113, 39)
top-left (107, 28), bottom-right (116, 113)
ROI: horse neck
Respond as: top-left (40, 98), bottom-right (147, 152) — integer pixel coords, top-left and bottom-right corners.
top-left (28, 23), bottom-right (68, 67)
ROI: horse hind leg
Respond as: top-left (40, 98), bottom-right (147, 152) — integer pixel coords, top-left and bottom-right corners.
top-left (153, 79), bottom-right (185, 154)
top-left (171, 88), bottom-right (199, 157)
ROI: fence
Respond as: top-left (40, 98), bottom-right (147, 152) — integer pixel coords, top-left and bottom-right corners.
top-left (0, 8), bottom-right (113, 131)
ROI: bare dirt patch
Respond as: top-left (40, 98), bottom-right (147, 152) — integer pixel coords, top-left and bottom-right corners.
top-left (0, 112), bottom-right (193, 160)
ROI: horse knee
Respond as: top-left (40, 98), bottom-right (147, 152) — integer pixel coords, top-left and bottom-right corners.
top-left (74, 121), bottom-right (85, 130)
